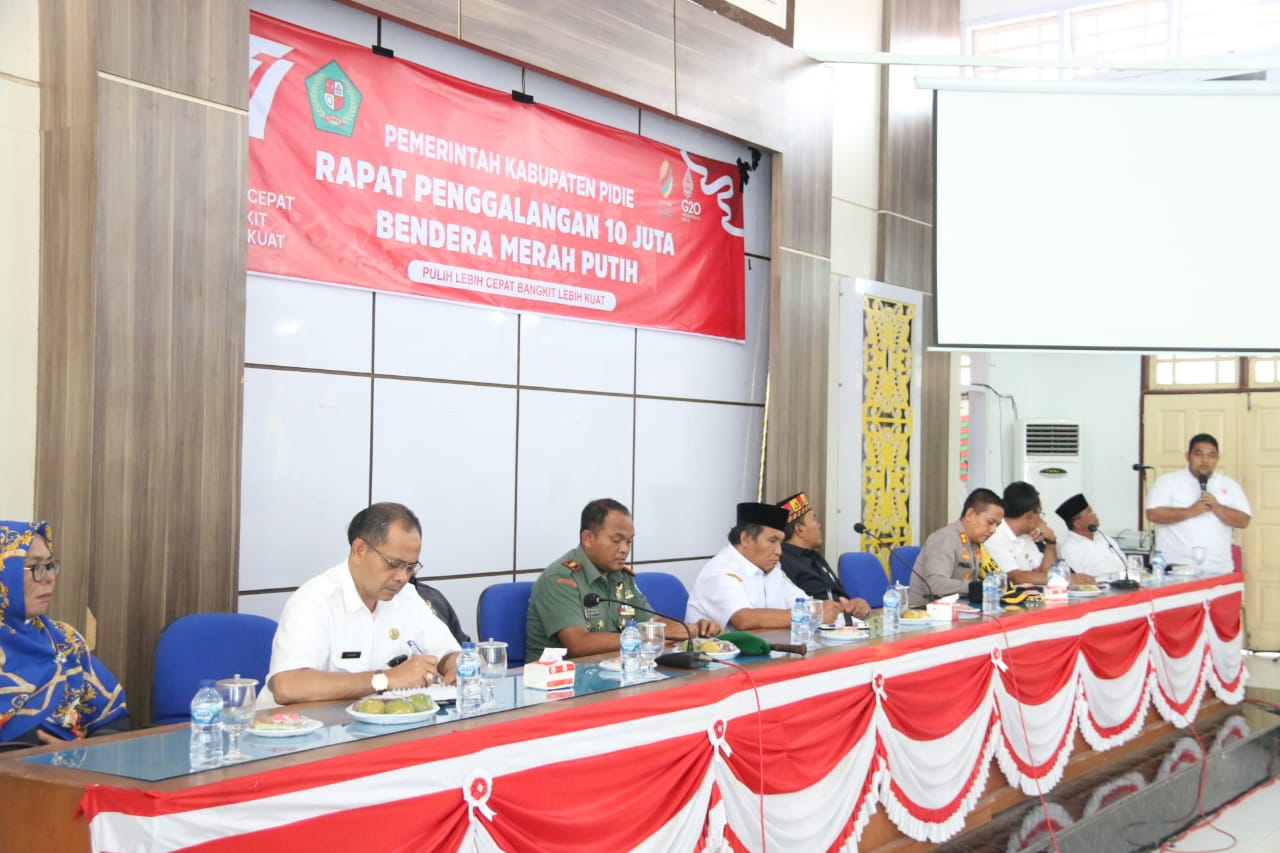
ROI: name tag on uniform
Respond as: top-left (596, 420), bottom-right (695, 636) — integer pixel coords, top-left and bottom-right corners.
top-left (340, 651), bottom-right (362, 659)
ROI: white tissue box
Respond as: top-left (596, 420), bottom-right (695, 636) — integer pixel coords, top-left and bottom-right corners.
top-left (523, 659), bottom-right (575, 690)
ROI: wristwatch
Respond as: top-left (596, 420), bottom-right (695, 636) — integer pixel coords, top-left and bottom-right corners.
top-left (371, 671), bottom-right (389, 694)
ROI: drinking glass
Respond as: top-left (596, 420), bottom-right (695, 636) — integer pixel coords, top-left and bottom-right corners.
top-left (1191, 546), bottom-right (1206, 573)
top-left (477, 640), bottom-right (508, 709)
top-left (638, 620), bottom-right (665, 680)
top-left (216, 675), bottom-right (258, 763)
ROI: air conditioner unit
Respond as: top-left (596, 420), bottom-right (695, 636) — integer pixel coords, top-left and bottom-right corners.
top-left (1011, 419), bottom-right (1083, 519)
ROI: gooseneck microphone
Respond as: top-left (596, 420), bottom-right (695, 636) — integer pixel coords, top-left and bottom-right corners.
top-left (854, 522), bottom-right (938, 602)
top-left (1093, 523), bottom-right (1139, 590)
top-left (581, 593), bottom-right (713, 669)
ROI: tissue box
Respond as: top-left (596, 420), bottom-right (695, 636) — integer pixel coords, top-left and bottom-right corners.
top-left (523, 659), bottom-right (575, 690)
top-left (927, 601), bottom-right (960, 622)
top-left (1043, 586), bottom-right (1069, 604)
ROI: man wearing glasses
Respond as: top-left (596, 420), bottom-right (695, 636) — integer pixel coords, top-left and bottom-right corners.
top-left (985, 481), bottom-right (1096, 587)
top-left (262, 502), bottom-right (461, 707)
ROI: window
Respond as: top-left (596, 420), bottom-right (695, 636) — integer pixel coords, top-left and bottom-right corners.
top-left (970, 15), bottom-right (1063, 80)
top-left (1180, 0), bottom-right (1280, 59)
top-left (1070, 1), bottom-right (1168, 77)
top-left (1149, 354), bottom-right (1239, 388)
top-left (1251, 356), bottom-right (1280, 385)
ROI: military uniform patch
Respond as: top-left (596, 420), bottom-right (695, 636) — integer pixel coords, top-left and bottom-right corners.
top-left (562, 559), bottom-right (582, 572)
top-left (555, 577), bottom-right (578, 589)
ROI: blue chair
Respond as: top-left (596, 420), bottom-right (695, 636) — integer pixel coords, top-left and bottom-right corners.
top-left (153, 613), bottom-right (278, 724)
top-left (890, 546), bottom-right (922, 588)
top-left (838, 552), bottom-right (889, 609)
top-left (476, 581), bottom-right (534, 666)
top-left (634, 572), bottom-right (689, 621)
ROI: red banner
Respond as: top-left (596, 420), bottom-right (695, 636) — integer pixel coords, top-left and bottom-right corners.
top-left (247, 13), bottom-right (747, 340)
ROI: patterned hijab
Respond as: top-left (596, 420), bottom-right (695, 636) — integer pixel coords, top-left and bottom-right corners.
top-left (1, 520), bottom-right (127, 742)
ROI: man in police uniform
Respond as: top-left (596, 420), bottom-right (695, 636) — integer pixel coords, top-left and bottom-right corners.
top-left (776, 492), bottom-right (871, 619)
top-left (525, 498), bottom-right (721, 660)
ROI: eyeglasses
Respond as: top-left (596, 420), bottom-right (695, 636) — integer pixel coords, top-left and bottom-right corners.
top-left (365, 542), bottom-right (421, 576)
top-left (25, 561), bottom-right (62, 582)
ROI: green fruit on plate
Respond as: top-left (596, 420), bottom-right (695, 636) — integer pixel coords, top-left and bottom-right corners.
top-left (409, 693), bottom-right (432, 712)
top-left (384, 698), bottom-right (416, 714)
top-left (356, 698), bottom-right (384, 714)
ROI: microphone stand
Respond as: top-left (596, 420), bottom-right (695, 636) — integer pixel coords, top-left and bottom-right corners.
top-left (582, 594), bottom-right (715, 669)
top-left (1096, 524), bottom-right (1139, 590)
top-left (855, 522), bottom-right (938, 603)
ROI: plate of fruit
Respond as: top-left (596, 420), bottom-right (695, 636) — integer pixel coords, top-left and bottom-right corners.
top-left (695, 639), bottom-right (740, 661)
top-left (346, 691), bottom-right (438, 725)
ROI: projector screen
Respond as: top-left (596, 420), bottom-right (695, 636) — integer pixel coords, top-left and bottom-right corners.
top-left (933, 82), bottom-right (1280, 351)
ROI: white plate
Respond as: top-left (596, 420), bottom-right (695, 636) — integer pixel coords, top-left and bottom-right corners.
top-left (703, 642), bottom-right (740, 661)
top-left (818, 626), bottom-right (869, 643)
top-left (246, 717), bottom-right (324, 738)
top-left (1068, 587), bottom-right (1104, 598)
top-left (820, 619), bottom-right (868, 631)
top-left (345, 695), bottom-right (438, 725)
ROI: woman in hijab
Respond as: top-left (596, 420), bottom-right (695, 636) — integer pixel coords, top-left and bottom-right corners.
top-left (1, 520), bottom-right (129, 746)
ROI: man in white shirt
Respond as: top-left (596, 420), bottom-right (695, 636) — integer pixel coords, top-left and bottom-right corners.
top-left (1145, 434), bottom-right (1251, 575)
top-left (1054, 493), bottom-right (1129, 580)
top-left (986, 481), bottom-right (1095, 586)
top-left (687, 502), bottom-right (838, 631)
top-left (262, 502), bottom-right (461, 707)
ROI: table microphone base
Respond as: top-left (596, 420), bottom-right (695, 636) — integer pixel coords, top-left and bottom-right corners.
top-left (655, 650), bottom-right (712, 669)
top-left (1110, 578), bottom-right (1141, 590)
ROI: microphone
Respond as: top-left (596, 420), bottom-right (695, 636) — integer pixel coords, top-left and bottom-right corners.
top-left (580, 593), bottom-right (712, 669)
top-left (1092, 523), bottom-right (1139, 590)
top-left (854, 522), bottom-right (938, 602)
top-left (1198, 474), bottom-right (1209, 492)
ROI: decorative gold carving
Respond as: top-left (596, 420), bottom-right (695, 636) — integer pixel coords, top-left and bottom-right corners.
top-left (862, 297), bottom-right (914, 578)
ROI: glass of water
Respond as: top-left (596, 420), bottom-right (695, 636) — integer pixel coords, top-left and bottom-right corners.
top-left (638, 620), bottom-right (665, 680)
top-left (216, 675), bottom-right (258, 763)
top-left (477, 640), bottom-right (508, 709)
top-left (1191, 546), bottom-right (1206, 573)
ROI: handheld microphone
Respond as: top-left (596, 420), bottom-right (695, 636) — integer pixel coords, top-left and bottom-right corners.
top-left (581, 593), bottom-right (712, 669)
top-left (854, 522), bottom-right (938, 602)
top-left (1092, 523), bottom-right (1139, 590)
top-left (1198, 474), bottom-right (1209, 492)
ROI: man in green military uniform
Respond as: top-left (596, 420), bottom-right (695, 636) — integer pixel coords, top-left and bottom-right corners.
top-left (526, 498), bottom-right (721, 660)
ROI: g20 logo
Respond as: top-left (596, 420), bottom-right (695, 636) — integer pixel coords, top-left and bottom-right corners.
top-left (681, 199), bottom-right (702, 216)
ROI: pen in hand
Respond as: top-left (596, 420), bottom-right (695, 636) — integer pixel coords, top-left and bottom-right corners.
top-left (406, 639), bottom-right (442, 684)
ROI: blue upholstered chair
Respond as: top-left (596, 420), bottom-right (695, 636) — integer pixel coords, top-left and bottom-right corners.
top-left (890, 546), bottom-right (922, 588)
top-left (634, 571), bottom-right (690, 621)
top-left (837, 552), bottom-right (889, 610)
top-left (476, 581), bottom-right (535, 666)
top-left (153, 613), bottom-right (278, 725)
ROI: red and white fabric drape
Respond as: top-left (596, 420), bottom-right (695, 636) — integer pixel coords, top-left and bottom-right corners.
top-left (83, 577), bottom-right (1244, 852)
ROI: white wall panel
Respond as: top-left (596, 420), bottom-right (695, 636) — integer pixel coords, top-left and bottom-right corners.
top-left (524, 70), bottom-right (638, 131)
top-left (515, 390), bottom-right (634, 570)
top-left (633, 560), bottom-right (703, 597)
top-left (251, 0), bottom-right (376, 43)
top-left (638, 110), bottom-right (771, 258)
top-left (635, 258), bottom-right (767, 403)
top-left (245, 275), bottom-right (373, 372)
top-left (237, 592), bottom-right (291, 623)
top-left (371, 378), bottom-right (517, 574)
top-left (520, 314), bottom-right (635, 394)
top-left (382, 20), bottom-right (522, 93)
top-left (374, 293), bottom-right (518, 384)
top-left (633, 399), bottom-right (764, 562)
top-left (240, 369), bottom-right (371, 591)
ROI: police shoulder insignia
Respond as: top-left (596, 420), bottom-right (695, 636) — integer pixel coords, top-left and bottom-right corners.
top-left (726, 573), bottom-right (743, 583)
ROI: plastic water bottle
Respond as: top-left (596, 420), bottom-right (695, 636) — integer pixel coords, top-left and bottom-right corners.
top-left (619, 620), bottom-right (642, 683)
top-left (1150, 550), bottom-right (1166, 585)
top-left (894, 582), bottom-right (910, 619)
top-left (982, 572), bottom-right (1002, 616)
top-left (189, 679), bottom-right (223, 770)
top-left (882, 585), bottom-right (901, 635)
top-left (790, 597), bottom-right (812, 646)
top-left (457, 642), bottom-right (482, 715)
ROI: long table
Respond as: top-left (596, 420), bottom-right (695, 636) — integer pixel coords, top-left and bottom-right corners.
top-left (0, 574), bottom-right (1245, 851)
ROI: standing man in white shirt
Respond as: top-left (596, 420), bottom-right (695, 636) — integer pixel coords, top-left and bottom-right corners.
top-left (1054, 493), bottom-right (1129, 580)
top-left (262, 502), bottom-right (461, 707)
top-left (1145, 434), bottom-right (1251, 575)
top-left (687, 502), bottom-right (838, 631)
top-left (986, 481), bottom-right (1096, 586)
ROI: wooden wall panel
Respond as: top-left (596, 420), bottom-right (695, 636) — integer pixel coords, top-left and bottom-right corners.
top-left (876, 211), bottom-right (931, 294)
top-left (456, 0), bottom-right (676, 113)
top-left (766, 250), bottom-right (831, 518)
top-left (919, 315), bottom-right (951, 534)
top-left (97, 0), bottom-right (249, 108)
top-left (775, 61), bottom-right (834, 258)
top-left (349, 0), bottom-right (459, 37)
top-left (89, 79), bottom-right (245, 721)
top-left (37, 0), bottom-right (98, 633)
